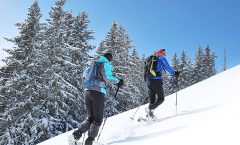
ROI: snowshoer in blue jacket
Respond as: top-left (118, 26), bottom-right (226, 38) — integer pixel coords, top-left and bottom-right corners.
top-left (145, 48), bottom-right (179, 118)
top-left (73, 53), bottom-right (123, 145)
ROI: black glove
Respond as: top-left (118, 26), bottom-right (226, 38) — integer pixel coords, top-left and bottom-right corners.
top-left (174, 71), bottom-right (180, 77)
top-left (117, 79), bottom-right (124, 87)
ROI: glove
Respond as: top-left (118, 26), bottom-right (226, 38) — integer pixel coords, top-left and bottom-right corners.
top-left (117, 79), bottom-right (124, 87)
top-left (174, 71), bottom-right (180, 77)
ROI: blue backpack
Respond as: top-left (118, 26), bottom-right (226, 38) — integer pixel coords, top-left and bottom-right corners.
top-left (82, 61), bottom-right (105, 88)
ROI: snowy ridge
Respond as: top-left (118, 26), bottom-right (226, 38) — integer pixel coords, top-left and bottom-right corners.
top-left (38, 65), bottom-right (240, 145)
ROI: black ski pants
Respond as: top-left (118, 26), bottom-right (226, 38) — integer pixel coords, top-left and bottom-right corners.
top-left (148, 79), bottom-right (165, 110)
top-left (78, 90), bottom-right (105, 139)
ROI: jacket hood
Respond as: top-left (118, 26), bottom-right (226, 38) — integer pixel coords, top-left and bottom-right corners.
top-left (97, 56), bottom-right (110, 63)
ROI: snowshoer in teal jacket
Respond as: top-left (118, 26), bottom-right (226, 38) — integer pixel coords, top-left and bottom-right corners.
top-left (84, 55), bottom-right (119, 95)
top-left (73, 53), bottom-right (124, 145)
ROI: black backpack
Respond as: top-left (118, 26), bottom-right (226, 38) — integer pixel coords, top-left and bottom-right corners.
top-left (144, 55), bottom-right (162, 81)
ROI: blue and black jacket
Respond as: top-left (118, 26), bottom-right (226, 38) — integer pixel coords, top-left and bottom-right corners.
top-left (151, 56), bottom-right (175, 80)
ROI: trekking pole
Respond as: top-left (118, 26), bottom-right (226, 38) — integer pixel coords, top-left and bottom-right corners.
top-left (114, 84), bottom-right (120, 99)
top-left (97, 85), bottom-right (120, 141)
top-left (175, 75), bottom-right (179, 115)
top-left (130, 95), bottom-right (148, 120)
top-left (82, 133), bottom-right (86, 145)
top-left (96, 117), bottom-right (107, 141)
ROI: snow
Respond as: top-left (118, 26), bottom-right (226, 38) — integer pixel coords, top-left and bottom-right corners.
top-left (37, 65), bottom-right (240, 145)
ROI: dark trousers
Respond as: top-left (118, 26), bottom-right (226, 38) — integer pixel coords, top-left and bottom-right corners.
top-left (148, 79), bottom-right (165, 110)
top-left (78, 90), bottom-right (105, 139)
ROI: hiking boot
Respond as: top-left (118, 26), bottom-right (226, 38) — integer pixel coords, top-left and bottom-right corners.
top-left (85, 137), bottom-right (94, 145)
top-left (72, 129), bottom-right (82, 140)
top-left (148, 110), bottom-right (154, 118)
top-left (145, 107), bottom-right (154, 118)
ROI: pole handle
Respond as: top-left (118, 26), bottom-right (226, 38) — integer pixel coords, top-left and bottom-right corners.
top-left (114, 85), bottom-right (120, 99)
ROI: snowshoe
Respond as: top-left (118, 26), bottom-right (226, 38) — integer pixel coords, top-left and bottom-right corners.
top-left (145, 107), bottom-right (155, 118)
top-left (72, 129), bottom-right (82, 140)
top-left (67, 133), bottom-right (82, 145)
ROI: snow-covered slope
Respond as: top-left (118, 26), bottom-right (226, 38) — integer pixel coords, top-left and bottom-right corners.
top-left (38, 65), bottom-right (240, 145)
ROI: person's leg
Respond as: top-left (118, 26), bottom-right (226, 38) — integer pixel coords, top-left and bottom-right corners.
top-left (73, 91), bottom-right (94, 140)
top-left (79, 91), bottom-right (94, 132)
top-left (88, 91), bottom-right (105, 140)
top-left (151, 80), bottom-right (164, 110)
top-left (148, 80), bottom-right (156, 110)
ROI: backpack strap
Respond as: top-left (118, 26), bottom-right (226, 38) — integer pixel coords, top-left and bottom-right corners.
top-left (93, 62), bottom-right (101, 79)
top-left (151, 56), bottom-right (165, 77)
top-left (149, 56), bottom-right (157, 77)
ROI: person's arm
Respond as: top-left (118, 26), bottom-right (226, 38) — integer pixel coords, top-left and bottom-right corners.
top-left (160, 57), bottom-right (175, 75)
top-left (100, 63), bottom-right (119, 84)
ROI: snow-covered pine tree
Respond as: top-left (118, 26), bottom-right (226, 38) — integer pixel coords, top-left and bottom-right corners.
top-left (97, 20), bottom-right (119, 56)
top-left (96, 21), bottom-right (120, 117)
top-left (202, 46), bottom-right (210, 80)
top-left (129, 48), bottom-right (148, 107)
top-left (0, 1), bottom-right (47, 144)
top-left (223, 49), bottom-right (227, 71)
top-left (193, 47), bottom-right (205, 83)
top-left (96, 41), bottom-right (107, 57)
top-left (61, 10), bottom-right (74, 43)
top-left (211, 52), bottom-right (217, 75)
top-left (178, 50), bottom-right (193, 90)
top-left (203, 46), bottom-right (216, 78)
top-left (165, 53), bottom-right (180, 95)
top-left (97, 21), bottom-right (138, 116)
top-left (35, 0), bottom-right (79, 140)
top-left (187, 58), bottom-right (195, 86)
top-left (38, 0), bottom-right (94, 141)
top-left (140, 55), bottom-right (149, 103)
top-left (63, 11), bottom-right (95, 125)
top-left (139, 55), bottom-right (149, 104)
top-left (0, 0), bottom-right (94, 143)
top-left (112, 25), bottom-right (137, 112)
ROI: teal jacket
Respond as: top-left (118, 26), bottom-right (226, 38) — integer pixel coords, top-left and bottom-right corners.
top-left (85, 56), bottom-right (119, 95)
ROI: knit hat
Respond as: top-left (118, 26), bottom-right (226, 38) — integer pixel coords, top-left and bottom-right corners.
top-left (155, 48), bottom-right (165, 56)
top-left (104, 53), bottom-right (113, 62)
